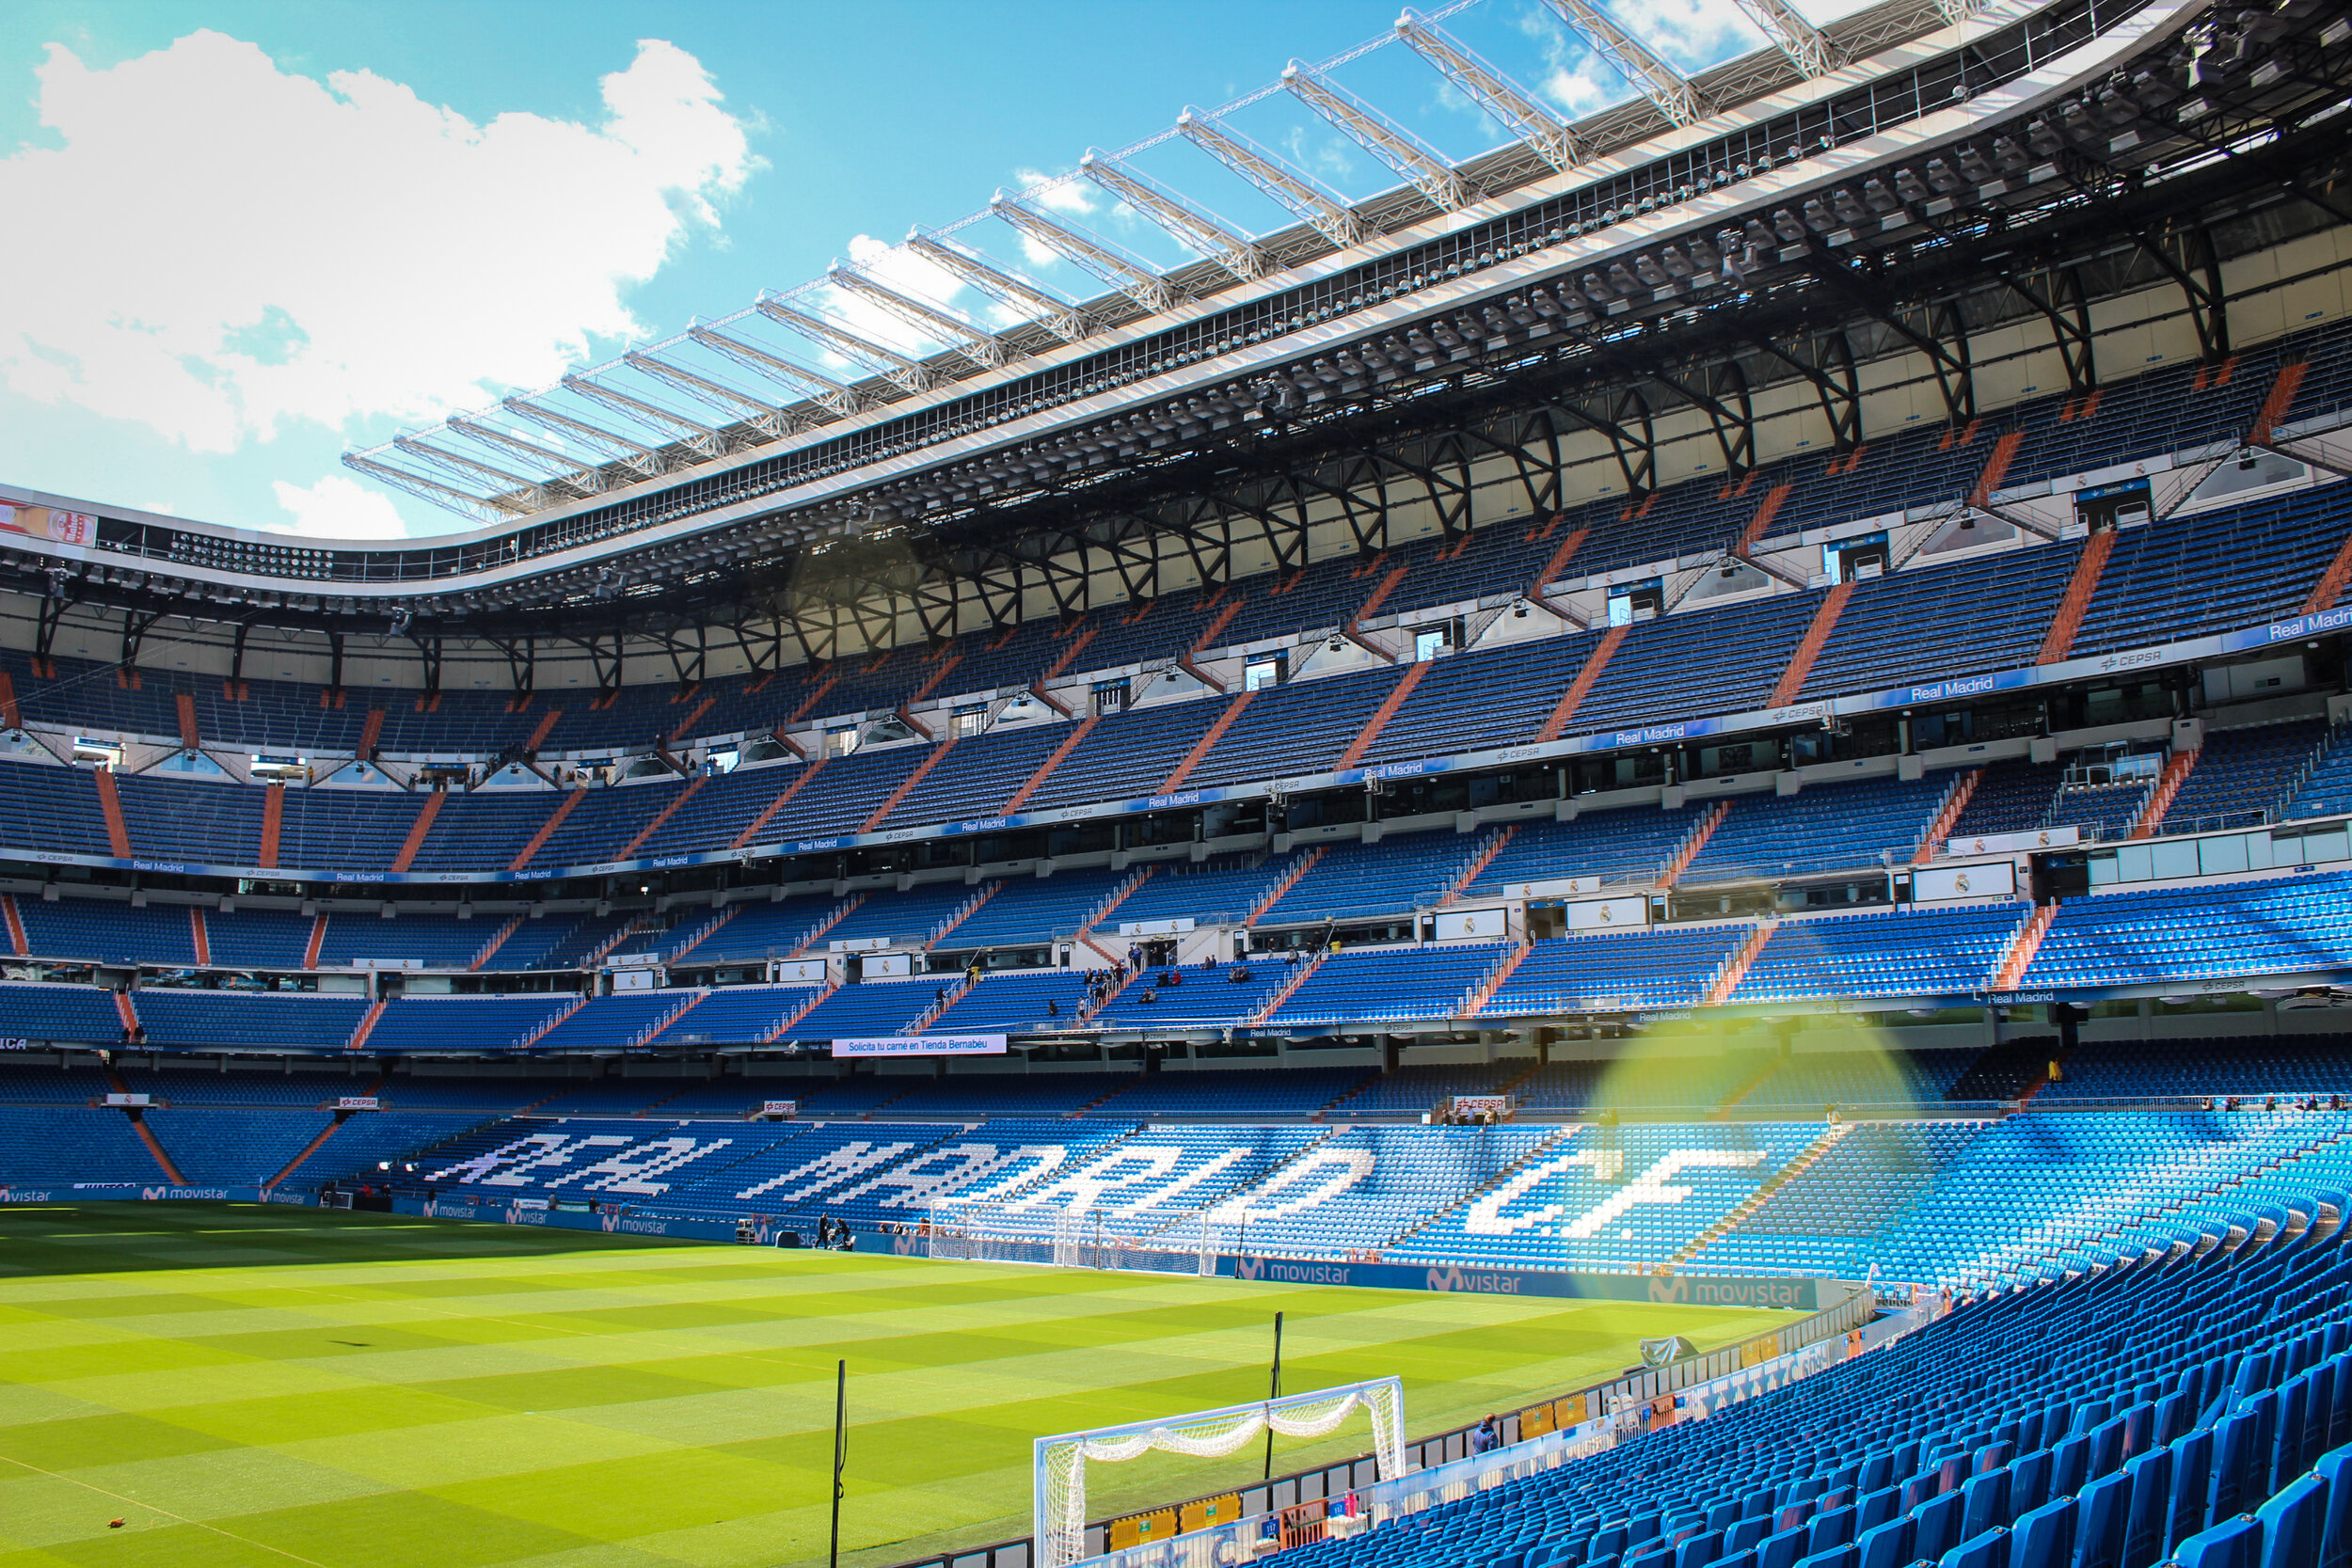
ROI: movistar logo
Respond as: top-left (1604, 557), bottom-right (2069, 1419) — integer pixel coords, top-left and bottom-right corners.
top-left (1426, 1266), bottom-right (1521, 1294)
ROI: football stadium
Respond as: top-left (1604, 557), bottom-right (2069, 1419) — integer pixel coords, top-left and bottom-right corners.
top-left (6, 0), bottom-right (2352, 1564)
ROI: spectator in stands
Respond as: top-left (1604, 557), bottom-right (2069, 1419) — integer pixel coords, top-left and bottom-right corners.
top-left (1045, 999), bottom-right (1059, 1019)
top-left (1470, 1417), bottom-right (1500, 1455)
top-left (1230, 962), bottom-right (1252, 984)
top-left (1139, 988), bottom-right (1157, 1006)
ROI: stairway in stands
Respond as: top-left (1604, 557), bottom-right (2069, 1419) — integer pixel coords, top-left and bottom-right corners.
top-left (1666, 1121), bottom-right (1855, 1268)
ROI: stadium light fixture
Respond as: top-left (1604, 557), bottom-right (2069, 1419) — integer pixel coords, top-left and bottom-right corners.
top-left (686, 323), bottom-right (866, 418)
top-left (1076, 150), bottom-right (1268, 281)
top-left (1172, 109), bottom-right (1364, 251)
top-left (1392, 9), bottom-right (1585, 171)
top-left (902, 228), bottom-right (1091, 341)
top-left (1280, 59), bottom-right (1473, 213)
top-left (987, 193), bottom-right (1181, 313)
top-left (1729, 0), bottom-right (1844, 78)
top-left (755, 294), bottom-right (938, 395)
top-left (1534, 0), bottom-right (1708, 127)
top-left (825, 261), bottom-right (1010, 370)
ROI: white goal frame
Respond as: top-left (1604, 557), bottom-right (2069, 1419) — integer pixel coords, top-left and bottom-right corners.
top-left (1032, 1375), bottom-right (1407, 1568)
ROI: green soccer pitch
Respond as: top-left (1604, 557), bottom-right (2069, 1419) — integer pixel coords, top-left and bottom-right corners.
top-left (0, 1204), bottom-right (1784, 1568)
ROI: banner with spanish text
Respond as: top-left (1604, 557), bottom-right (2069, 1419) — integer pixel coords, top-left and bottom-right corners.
top-left (830, 1033), bottom-right (1009, 1058)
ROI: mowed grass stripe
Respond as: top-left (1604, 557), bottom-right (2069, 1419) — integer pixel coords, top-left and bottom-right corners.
top-left (0, 1205), bottom-right (1781, 1568)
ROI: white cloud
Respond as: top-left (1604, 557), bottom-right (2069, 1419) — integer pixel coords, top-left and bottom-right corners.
top-left (0, 31), bottom-right (756, 454)
top-left (268, 473), bottom-right (409, 538)
top-left (1622, 0), bottom-right (1767, 71)
top-left (818, 231), bottom-right (987, 357)
top-left (1516, 0), bottom-right (1772, 114)
top-left (1280, 125), bottom-right (1357, 187)
top-left (1434, 81), bottom-right (1504, 146)
top-left (1013, 166), bottom-right (1096, 215)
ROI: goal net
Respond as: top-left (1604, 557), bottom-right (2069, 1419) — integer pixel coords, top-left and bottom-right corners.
top-left (924, 1203), bottom-right (1232, 1278)
top-left (1032, 1376), bottom-right (1406, 1568)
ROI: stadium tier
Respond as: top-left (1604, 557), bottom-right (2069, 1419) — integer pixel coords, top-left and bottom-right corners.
top-left (20, 1049), bottom-right (2352, 1291)
top-left (0, 319), bottom-right (2344, 887)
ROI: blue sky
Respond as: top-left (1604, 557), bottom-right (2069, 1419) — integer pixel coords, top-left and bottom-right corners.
top-left (0, 0), bottom-right (1847, 540)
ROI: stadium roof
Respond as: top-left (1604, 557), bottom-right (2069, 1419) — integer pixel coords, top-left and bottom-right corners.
top-left (338, 0), bottom-right (1949, 527)
top-left (2, 0), bottom-right (2345, 657)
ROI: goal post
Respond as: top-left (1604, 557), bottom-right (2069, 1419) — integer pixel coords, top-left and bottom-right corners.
top-left (1032, 1376), bottom-right (1407, 1568)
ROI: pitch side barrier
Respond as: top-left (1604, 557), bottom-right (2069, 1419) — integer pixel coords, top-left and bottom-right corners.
top-left (3, 603), bottom-right (2346, 889)
top-left (0, 1187), bottom-right (1846, 1317)
top-left (0, 1183), bottom-right (314, 1205)
top-left (14, 1186), bottom-right (1851, 1316)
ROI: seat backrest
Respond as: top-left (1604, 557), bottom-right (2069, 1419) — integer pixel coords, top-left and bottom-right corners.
top-left (2169, 1512), bottom-right (2262, 1568)
top-left (1907, 1491), bottom-right (1961, 1562)
top-left (2254, 1471), bottom-right (2329, 1568)
top-left (2122, 1444), bottom-right (2174, 1566)
top-left (1851, 1515), bottom-right (1912, 1568)
top-left (1938, 1524), bottom-right (2008, 1568)
top-left (2074, 1470), bottom-right (2129, 1568)
top-left (2007, 1496), bottom-right (2076, 1568)
top-left (2170, 1426), bottom-right (2217, 1554)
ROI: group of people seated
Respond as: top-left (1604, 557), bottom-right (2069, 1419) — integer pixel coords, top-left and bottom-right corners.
top-left (2210, 1093), bottom-right (2347, 1112)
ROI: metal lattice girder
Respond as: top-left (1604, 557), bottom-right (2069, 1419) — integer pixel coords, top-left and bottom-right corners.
top-left (988, 192), bottom-right (1180, 313)
top-left (1280, 59), bottom-right (1473, 212)
top-left (904, 228), bottom-right (1091, 341)
top-left (1173, 109), bottom-right (1364, 250)
top-left (1536, 0), bottom-right (1707, 127)
top-left (755, 293), bottom-right (936, 395)
top-left (1393, 9), bottom-right (1585, 172)
top-left (622, 350), bottom-right (796, 439)
top-left (498, 395), bottom-right (665, 479)
top-left (686, 324), bottom-right (864, 418)
top-left (443, 414), bottom-right (610, 497)
top-left (826, 261), bottom-right (1010, 370)
top-left (1731, 0), bottom-right (1843, 78)
top-left (390, 432), bottom-right (546, 500)
top-left (562, 373), bottom-right (727, 460)
top-left (340, 452), bottom-right (527, 522)
top-left (389, 435), bottom-right (550, 507)
top-left (1077, 149), bottom-right (1268, 280)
